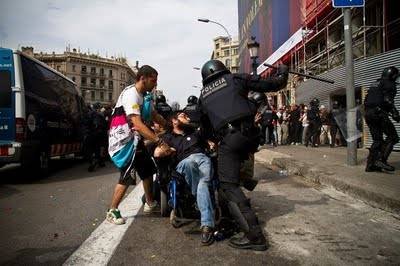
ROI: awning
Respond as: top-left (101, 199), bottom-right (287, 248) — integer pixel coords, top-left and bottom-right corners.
top-left (257, 28), bottom-right (312, 75)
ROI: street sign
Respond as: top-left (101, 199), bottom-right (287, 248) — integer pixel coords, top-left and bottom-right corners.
top-left (332, 0), bottom-right (364, 8)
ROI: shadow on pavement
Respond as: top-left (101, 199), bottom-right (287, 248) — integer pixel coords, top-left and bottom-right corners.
top-left (0, 246), bottom-right (77, 266)
top-left (0, 158), bottom-right (118, 185)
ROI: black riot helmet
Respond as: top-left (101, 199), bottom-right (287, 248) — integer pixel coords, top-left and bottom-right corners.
top-left (248, 92), bottom-right (266, 106)
top-left (187, 95), bottom-right (198, 104)
top-left (201, 59), bottom-right (230, 85)
top-left (381, 66), bottom-right (399, 81)
top-left (156, 94), bottom-right (166, 104)
top-left (310, 98), bottom-right (320, 107)
top-left (92, 102), bottom-right (102, 111)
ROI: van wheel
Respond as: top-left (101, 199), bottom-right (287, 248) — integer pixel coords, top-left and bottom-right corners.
top-left (39, 151), bottom-right (50, 174)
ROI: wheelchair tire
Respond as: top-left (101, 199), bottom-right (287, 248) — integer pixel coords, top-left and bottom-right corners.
top-left (160, 190), bottom-right (169, 217)
top-left (170, 209), bottom-right (183, 228)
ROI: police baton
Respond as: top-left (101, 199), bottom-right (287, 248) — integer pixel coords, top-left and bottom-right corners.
top-left (263, 63), bottom-right (335, 84)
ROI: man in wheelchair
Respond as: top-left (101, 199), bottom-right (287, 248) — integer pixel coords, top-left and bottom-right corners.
top-left (154, 112), bottom-right (216, 246)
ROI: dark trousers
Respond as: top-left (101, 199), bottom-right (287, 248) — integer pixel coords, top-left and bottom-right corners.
top-left (217, 131), bottom-right (264, 241)
top-left (305, 121), bottom-right (321, 147)
top-left (289, 122), bottom-right (302, 143)
top-left (365, 108), bottom-right (399, 165)
top-left (261, 124), bottom-right (275, 144)
top-left (330, 125), bottom-right (338, 146)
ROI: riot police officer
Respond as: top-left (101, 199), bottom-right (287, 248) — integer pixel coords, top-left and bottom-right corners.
top-left (364, 66), bottom-right (400, 172)
top-left (198, 59), bottom-right (288, 251)
top-left (183, 95), bottom-right (201, 125)
top-left (305, 98), bottom-right (322, 147)
top-left (155, 94), bottom-right (173, 119)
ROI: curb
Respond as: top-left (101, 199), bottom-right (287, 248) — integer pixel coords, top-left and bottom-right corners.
top-left (255, 150), bottom-right (400, 215)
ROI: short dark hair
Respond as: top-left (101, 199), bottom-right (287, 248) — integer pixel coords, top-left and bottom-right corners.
top-left (136, 65), bottom-right (158, 81)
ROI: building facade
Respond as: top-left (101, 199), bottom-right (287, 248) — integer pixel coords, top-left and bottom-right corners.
top-left (238, 0), bottom-right (400, 150)
top-left (21, 47), bottom-right (137, 106)
top-left (211, 36), bottom-right (240, 73)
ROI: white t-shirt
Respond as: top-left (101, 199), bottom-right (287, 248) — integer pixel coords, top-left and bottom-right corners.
top-left (115, 84), bottom-right (143, 116)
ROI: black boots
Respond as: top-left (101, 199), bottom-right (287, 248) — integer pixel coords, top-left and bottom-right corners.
top-left (228, 233), bottom-right (269, 251)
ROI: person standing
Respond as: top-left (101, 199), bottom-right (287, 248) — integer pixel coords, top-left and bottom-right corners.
top-left (364, 66), bottom-right (399, 172)
top-left (106, 65), bottom-right (170, 224)
top-left (305, 98), bottom-right (322, 147)
top-left (198, 59), bottom-right (288, 251)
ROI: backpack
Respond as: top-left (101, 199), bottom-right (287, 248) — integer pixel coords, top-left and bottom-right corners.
top-left (108, 90), bottom-right (152, 170)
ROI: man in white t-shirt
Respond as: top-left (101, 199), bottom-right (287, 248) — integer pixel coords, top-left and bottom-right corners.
top-left (106, 65), bottom-right (171, 225)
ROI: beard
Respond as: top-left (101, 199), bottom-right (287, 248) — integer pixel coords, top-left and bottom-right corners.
top-left (176, 121), bottom-right (196, 132)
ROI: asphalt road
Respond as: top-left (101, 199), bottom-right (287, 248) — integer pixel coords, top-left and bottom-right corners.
top-left (0, 159), bottom-right (131, 266)
top-left (1, 160), bottom-right (399, 265)
top-left (109, 163), bottom-right (400, 265)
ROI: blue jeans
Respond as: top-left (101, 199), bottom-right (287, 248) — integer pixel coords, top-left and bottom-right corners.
top-left (176, 153), bottom-right (214, 228)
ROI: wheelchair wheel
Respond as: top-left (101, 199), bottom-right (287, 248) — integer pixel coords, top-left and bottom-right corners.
top-left (170, 209), bottom-right (184, 228)
top-left (160, 190), bottom-right (169, 217)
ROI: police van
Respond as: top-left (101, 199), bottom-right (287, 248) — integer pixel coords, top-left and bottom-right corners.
top-left (0, 48), bottom-right (87, 173)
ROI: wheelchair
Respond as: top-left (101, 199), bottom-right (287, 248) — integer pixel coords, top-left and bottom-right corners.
top-left (151, 155), bottom-right (221, 228)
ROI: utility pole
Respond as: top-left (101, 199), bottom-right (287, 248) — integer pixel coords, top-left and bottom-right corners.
top-left (344, 7), bottom-right (357, 166)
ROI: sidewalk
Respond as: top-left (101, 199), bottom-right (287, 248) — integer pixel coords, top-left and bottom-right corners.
top-left (255, 145), bottom-right (400, 214)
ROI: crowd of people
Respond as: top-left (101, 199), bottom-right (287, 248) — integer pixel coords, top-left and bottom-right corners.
top-left (255, 97), bottom-right (345, 148)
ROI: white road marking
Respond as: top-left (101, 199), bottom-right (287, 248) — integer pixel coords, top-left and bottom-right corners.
top-left (63, 183), bottom-right (144, 266)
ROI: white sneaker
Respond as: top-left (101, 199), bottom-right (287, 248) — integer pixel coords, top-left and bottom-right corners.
top-left (144, 200), bottom-right (158, 214)
top-left (106, 209), bottom-right (126, 225)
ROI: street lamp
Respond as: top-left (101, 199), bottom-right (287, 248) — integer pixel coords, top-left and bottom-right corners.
top-left (247, 36), bottom-right (260, 76)
top-left (198, 18), bottom-right (233, 72)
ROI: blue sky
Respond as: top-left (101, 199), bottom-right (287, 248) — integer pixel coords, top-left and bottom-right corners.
top-left (0, 0), bottom-right (238, 106)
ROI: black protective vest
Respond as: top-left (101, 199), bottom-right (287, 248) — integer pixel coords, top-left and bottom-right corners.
top-left (183, 103), bottom-right (201, 123)
top-left (364, 81), bottom-right (384, 109)
top-left (156, 103), bottom-right (172, 119)
top-left (199, 74), bottom-right (253, 131)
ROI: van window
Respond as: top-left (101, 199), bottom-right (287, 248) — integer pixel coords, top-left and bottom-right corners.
top-left (0, 70), bottom-right (12, 108)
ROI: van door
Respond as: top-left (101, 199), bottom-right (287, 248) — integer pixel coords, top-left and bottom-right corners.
top-left (0, 48), bottom-right (15, 142)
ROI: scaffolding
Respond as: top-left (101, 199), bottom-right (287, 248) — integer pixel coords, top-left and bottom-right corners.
top-left (290, 0), bottom-right (399, 78)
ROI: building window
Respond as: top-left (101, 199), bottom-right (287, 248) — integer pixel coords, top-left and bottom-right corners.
top-left (108, 80), bottom-right (113, 89)
top-left (216, 43), bottom-right (220, 49)
top-left (234, 48), bottom-right (238, 55)
top-left (90, 78), bottom-right (96, 87)
top-left (224, 50), bottom-right (230, 56)
top-left (81, 65), bottom-right (87, 73)
top-left (100, 91), bottom-right (104, 101)
top-left (56, 65), bottom-right (61, 71)
top-left (90, 67), bottom-right (96, 74)
top-left (72, 65), bottom-right (76, 72)
top-left (81, 77), bottom-right (87, 85)
top-left (100, 79), bottom-right (105, 88)
top-left (108, 92), bottom-right (112, 101)
top-left (225, 59), bottom-right (231, 68)
top-left (109, 69), bottom-right (113, 78)
top-left (100, 68), bottom-right (104, 76)
top-left (91, 91), bottom-right (95, 100)
top-left (216, 52), bottom-right (220, 57)
top-left (72, 76), bottom-right (76, 82)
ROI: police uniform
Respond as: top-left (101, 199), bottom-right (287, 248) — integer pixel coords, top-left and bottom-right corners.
top-left (183, 103), bottom-right (201, 125)
top-left (155, 94), bottom-right (173, 120)
top-left (198, 59), bottom-right (288, 250)
top-left (155, 102), bottom-right (173, 119)
top-left (305, 99), bottom-right (321, 147)
top-left (364, 66), bottom-right (400, 172)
